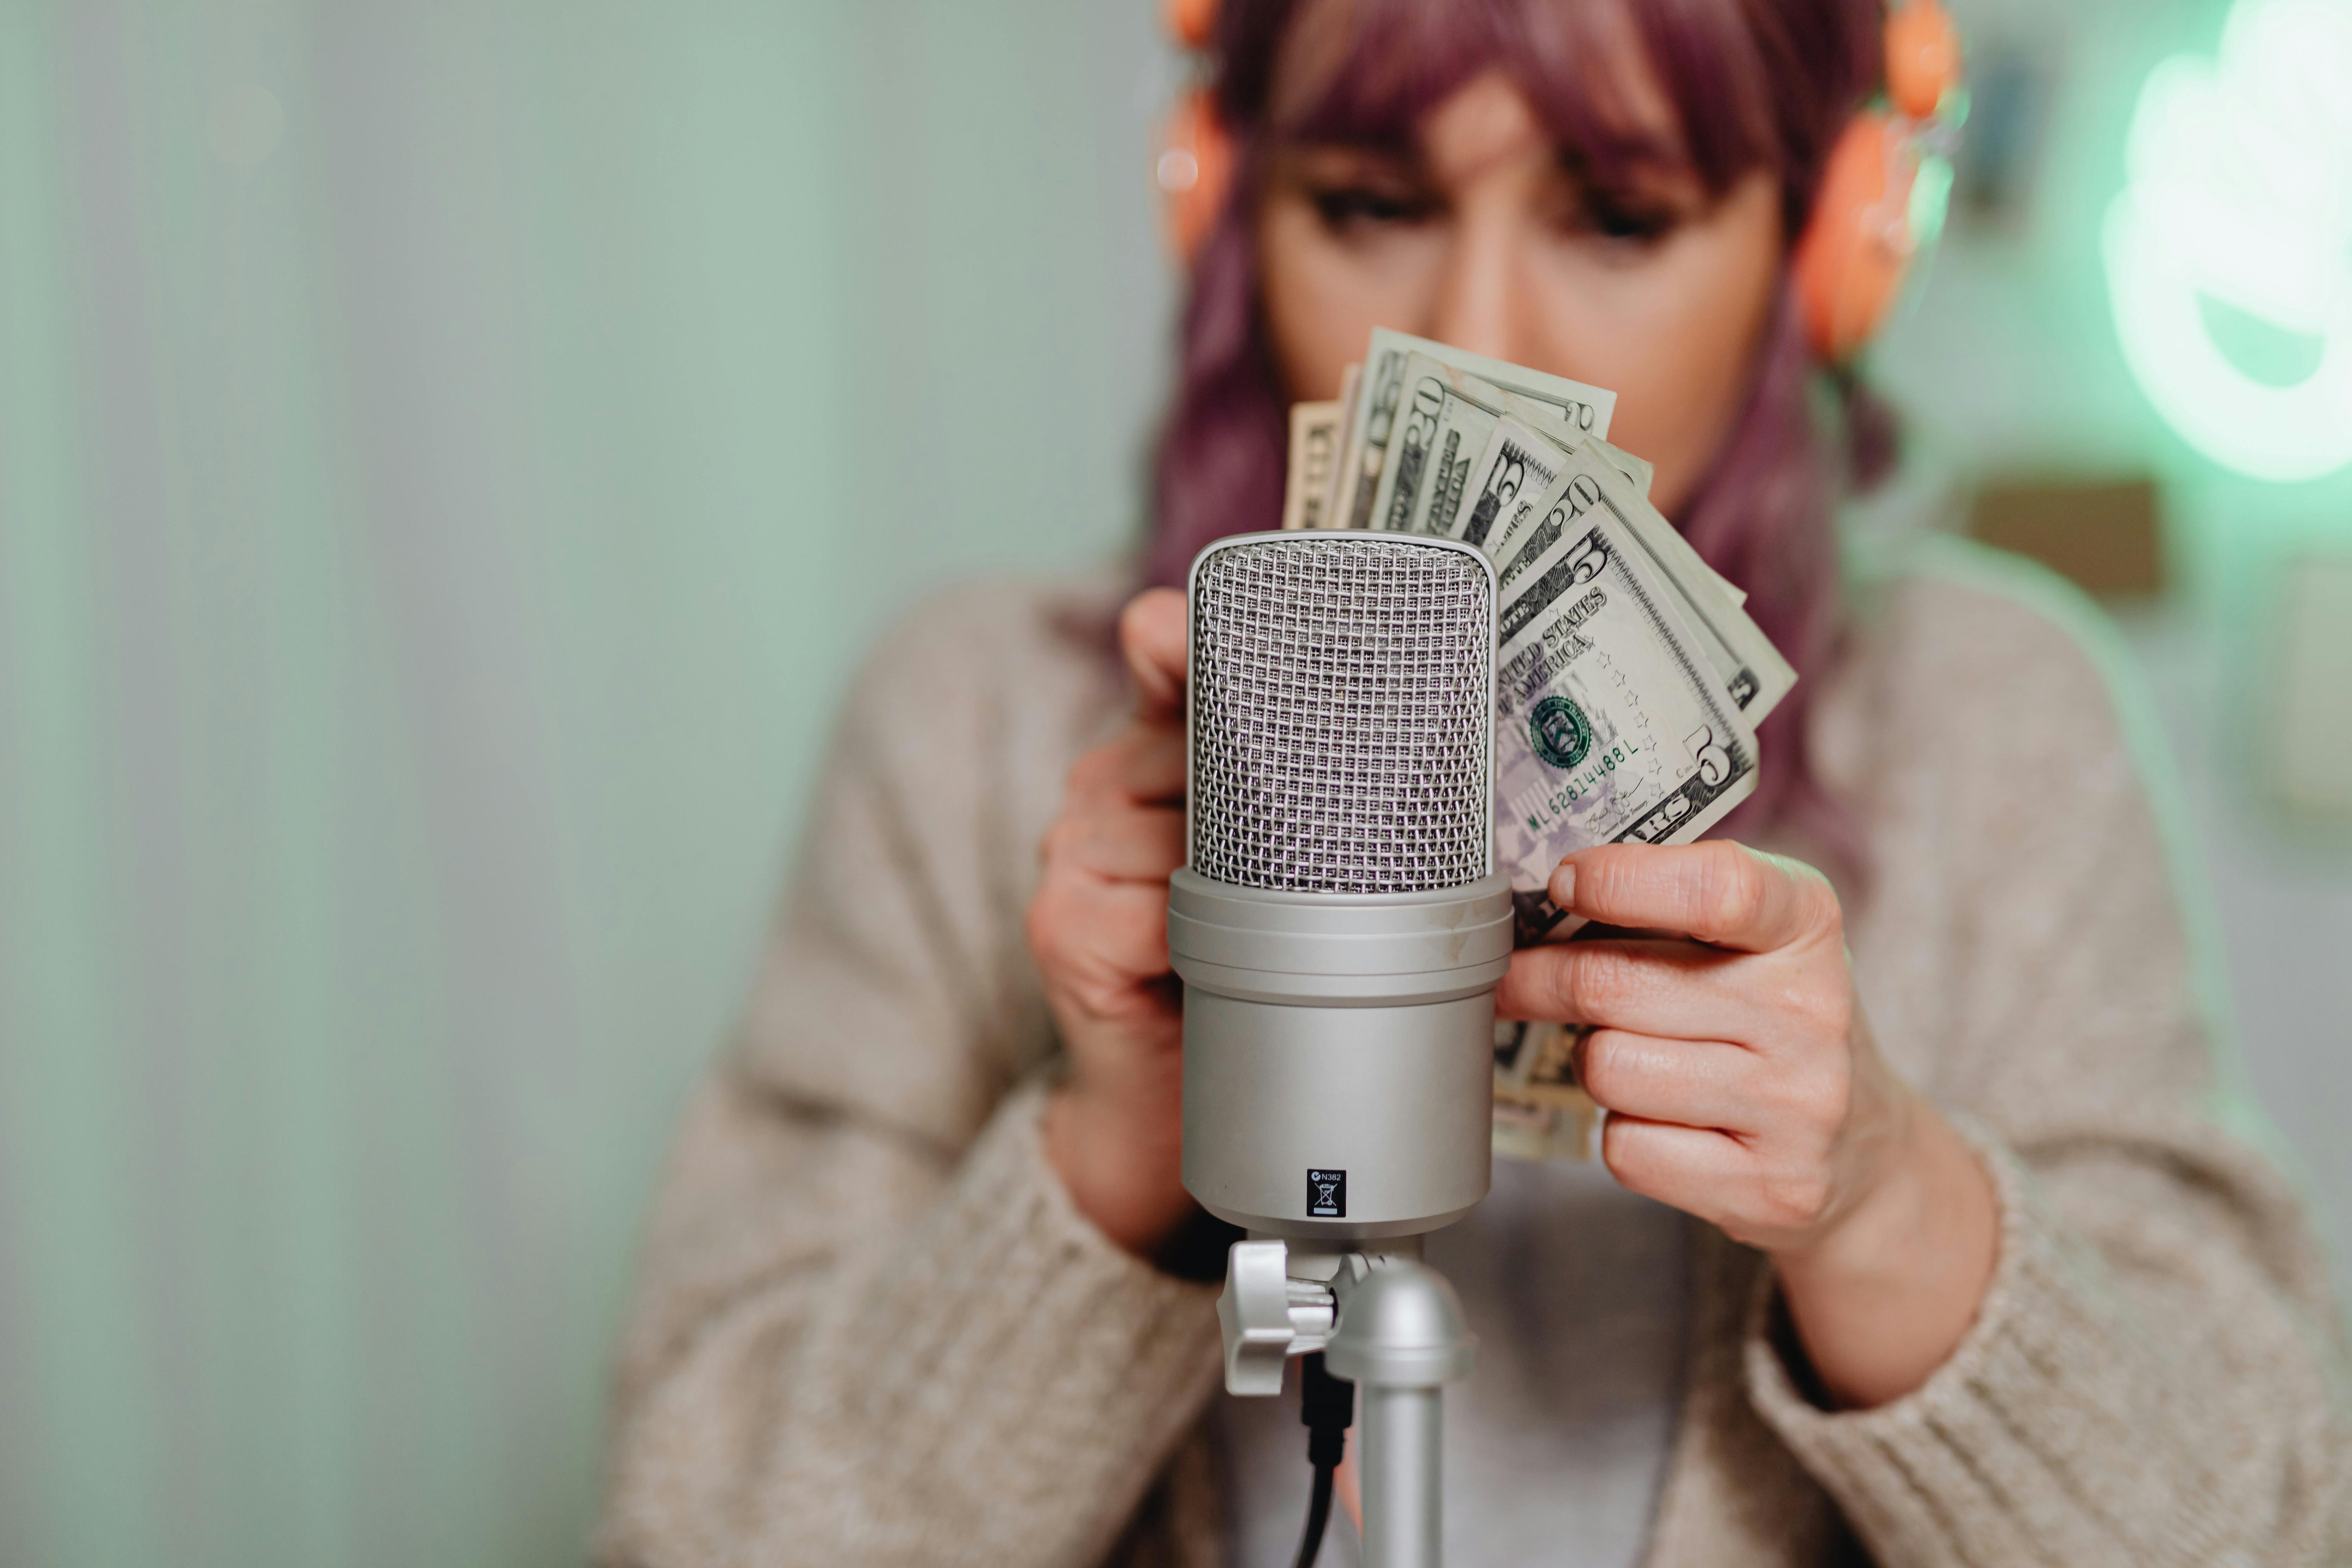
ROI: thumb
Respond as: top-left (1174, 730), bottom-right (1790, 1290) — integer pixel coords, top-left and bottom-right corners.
top-left (1119, 589), bottom-right (1188, 721)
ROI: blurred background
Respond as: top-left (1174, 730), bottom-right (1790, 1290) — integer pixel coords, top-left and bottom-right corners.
top-left (0, 0), bottom-right (2345, 1564)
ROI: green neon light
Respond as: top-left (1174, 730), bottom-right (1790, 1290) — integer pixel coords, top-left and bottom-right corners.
top-left (1908, 155), bottom-right (1953, 256)
top-left (2103, 0), bottom-right (2352, 482)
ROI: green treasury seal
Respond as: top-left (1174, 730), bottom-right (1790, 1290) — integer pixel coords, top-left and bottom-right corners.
top-left (1528, 694), bottom-right (1594, 771)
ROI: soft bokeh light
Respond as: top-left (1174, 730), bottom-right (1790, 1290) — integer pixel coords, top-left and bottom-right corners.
top-left (2103, 0), bottom-right (2352, 481)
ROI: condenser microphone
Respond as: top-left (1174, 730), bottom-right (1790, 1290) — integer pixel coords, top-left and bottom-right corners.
top-left (1171, 530), bottom-right (1511, 1244)
top-left (1172, 530), bottom-right (1508, 1568)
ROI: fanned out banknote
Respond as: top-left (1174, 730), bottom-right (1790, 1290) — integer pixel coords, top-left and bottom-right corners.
top-left (1336, 328), bottom-right (1617, 533)
top-left (1478, 423), bottom-right (1795, 724)
top-left (1279, 365), bottom-right (1362, 532)
top-left (1492, 1020), bottom-right (1598, 1162)
top-left (1281, 400), bottom-right (1344, 533)
top-left (1492, 498), bottom-right (1761, 942)
top-left (1276, 330), bottom-right (1801, 1161)
top-left (1362, 352), bottom-right (1621, 539)
top-left (1444, 413), bottom-right (1651, 554)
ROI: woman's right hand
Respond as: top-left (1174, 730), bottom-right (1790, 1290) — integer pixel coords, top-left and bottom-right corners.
top-left (1030, 588), bottom-right (1196, 1256)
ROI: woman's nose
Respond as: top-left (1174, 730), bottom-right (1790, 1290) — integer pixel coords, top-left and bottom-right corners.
top-left (1424, 211), bottom-right (1532, 366)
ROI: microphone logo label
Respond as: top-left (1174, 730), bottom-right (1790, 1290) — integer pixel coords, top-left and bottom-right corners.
top-left (1306, 1169), bottom-right (1348, 1218)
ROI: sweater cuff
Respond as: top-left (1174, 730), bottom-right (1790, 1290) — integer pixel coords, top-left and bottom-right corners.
top-left (824, 1078), bottom-right (1225, 1534)
top-left (1740, 1117), bottom-right (2154, 1563)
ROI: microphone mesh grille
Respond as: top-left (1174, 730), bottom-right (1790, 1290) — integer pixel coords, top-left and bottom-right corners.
top-left (1189, 536), bottom-right (1493, 894)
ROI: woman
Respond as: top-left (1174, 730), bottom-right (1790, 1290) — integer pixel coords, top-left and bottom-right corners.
top-left (598, 0), bottom-right (2351, 1563)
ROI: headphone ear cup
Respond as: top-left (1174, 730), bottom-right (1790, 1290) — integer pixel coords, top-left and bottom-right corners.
top-left (1159, 87), bottom-right (1235, 266)
top-left (1885, 0), bottom-right (1963, 120)
top-left (1163, 0), bottom-right (1218, 52)
top-left (1793, 113), bottom-right (1920, 362)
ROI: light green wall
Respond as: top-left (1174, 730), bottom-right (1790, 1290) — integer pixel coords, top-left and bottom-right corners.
top-left (0, 1), bottom-right (1172, 1563)
top-left (1876, 0), bottom-right (2352, 598)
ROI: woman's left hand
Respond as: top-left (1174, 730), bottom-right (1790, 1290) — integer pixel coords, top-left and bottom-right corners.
top-left (1498, 839), bottom-right (1999, 1410)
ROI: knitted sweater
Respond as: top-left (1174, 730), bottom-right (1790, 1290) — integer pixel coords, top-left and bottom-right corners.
top-left (598, 539), bottom-right (2351, 1567)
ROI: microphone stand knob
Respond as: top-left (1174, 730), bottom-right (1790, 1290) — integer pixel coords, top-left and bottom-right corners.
top-left (1216, 1239), bottom-right (1336, 1395)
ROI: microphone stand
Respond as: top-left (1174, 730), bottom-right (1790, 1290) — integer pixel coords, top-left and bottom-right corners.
top-left (1174, 533), bottom-right (1508, 1568)
top-left (1219, 1239), bottom-right (1476, 1568)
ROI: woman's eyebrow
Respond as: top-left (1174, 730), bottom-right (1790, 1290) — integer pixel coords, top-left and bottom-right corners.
top-left (1552, 143), bottom-right (1703, 198)
top-left (1283, 126), bottom-right (1425, 164)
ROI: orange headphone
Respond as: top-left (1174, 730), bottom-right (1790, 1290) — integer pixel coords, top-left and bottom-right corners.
top-left (1154, 0), bottom-right (1965, 364)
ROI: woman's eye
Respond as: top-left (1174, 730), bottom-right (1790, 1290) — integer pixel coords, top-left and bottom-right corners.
top-left (1309, 185), bottom-right (1437, 231)
top-left (1566, 191), bottom-right (1680, 247)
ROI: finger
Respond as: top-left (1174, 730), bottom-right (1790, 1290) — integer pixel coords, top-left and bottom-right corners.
top-left (1497, 937), bottom-right (1752, 1038)
top-left (1120, 589), bottom-right (1188, 723)
top-left (1042, 805), bottom-right (1185, 883)
top-left (1598, 1116), bottom-right (1753, 1223)
top-left (1027, 876), bottom-right (1176, 1009)
top-left (1067, 721), bottom-right (1187, 806)
top-left (1552, 841), bottom-right (1838, 954)
top-left (1573, 1029), bottom-right (1767, 1134)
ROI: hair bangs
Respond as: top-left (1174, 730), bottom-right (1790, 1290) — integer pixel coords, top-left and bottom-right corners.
top-left (1228, 0), bottom-right (1873, 226)
top-left (1258, 0), bottom-right (1516, 150)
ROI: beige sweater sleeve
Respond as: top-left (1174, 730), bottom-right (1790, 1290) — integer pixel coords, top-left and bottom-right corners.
top-left (1744, 552), bottom-right (2352, 1566)
top-left (597, 586), bottom-right (1223, 1568)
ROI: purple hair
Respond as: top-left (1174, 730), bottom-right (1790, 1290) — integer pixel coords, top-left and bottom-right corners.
top-left (1145, 0), bottom-right (1890, 874)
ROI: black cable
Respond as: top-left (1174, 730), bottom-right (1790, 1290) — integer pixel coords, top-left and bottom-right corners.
top-left (1292, 1352), bottom-right (1354, 1568)
top-left (1293, 1463), bottom-right (1335, 1568)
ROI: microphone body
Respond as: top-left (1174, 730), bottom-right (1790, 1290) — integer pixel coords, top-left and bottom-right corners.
top-left (1171, 531), bottom-right (1509, 1241)
top-left (1172, 871), bottom-right (1508, 1237)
